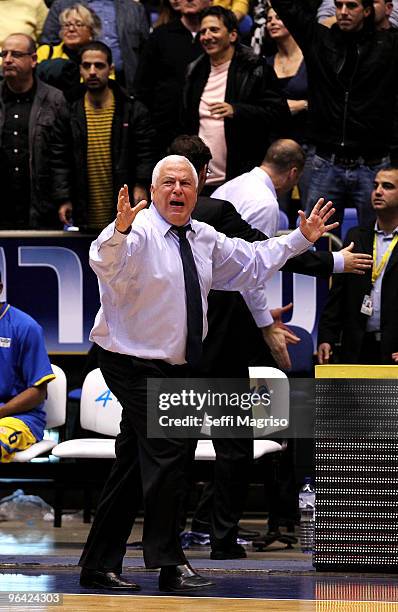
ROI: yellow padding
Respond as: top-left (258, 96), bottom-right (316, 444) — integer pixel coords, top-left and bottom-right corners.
top-left (315, 364), bottom-right (398, 379)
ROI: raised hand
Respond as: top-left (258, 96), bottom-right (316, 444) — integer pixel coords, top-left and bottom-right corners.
top-left (115, 184), bottom-right (147, 233)
top-left (298, 198), bottom-right (338, 242)
top-left (341, 242), bottom-right (373, 275)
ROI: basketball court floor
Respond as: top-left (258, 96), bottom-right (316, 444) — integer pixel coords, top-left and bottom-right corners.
top-left (1, 518), bottom-right (397, 611)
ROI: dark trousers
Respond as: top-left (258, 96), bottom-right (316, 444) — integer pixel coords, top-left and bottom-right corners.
top-left (190, 437), bottom-right (252, 548)
top-left (79, 347), bottom-right (191, 570)
top-left (184, 368), bottom-right (253, 549)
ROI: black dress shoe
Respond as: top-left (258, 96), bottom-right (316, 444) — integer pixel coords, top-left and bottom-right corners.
top-left (159, 564), bottom-right (214, 592)
top-left (80, 569), bottom-right (141, 591)
top-left (210, 543), bottom-right (247, 560)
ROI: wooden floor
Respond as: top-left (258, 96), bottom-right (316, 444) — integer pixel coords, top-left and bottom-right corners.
top-left (1, 518), bottom-right (398, 611)
top-left (1, 595), bottom-right (398, 612)
top-left (58, 597), bottom-right (398, 611)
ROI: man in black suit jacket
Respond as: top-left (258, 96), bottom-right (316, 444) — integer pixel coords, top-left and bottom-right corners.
top-left (169, 135), bottom-right (373, 558)
top-left (318, 166), bottom-right (398, 365)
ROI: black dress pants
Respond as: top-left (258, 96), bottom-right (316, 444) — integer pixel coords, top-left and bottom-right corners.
top-left (191, 436), bottom-right (253, 548)
top-left (79, 347), bottom-right (191, 570)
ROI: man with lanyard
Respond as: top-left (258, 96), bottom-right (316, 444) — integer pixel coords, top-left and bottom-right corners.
top-left (318, 166), bottom-right (398, 364)
top-left (0, 272), bottom-right (55, 462)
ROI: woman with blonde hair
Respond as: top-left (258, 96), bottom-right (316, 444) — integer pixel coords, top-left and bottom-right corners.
top-left (36, 3), bottom-right (106, 98)
top-left (37, 3), bottom-right (101, 62)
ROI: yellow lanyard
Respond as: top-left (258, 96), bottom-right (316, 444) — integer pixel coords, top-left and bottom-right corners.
top-left (372, 233), bottom-right (398, 284)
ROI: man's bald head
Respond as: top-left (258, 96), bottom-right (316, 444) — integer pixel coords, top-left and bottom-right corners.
top-left (3, 33), bottom-right (36, 54)
top-left (262, 139), bottom-right (306, 173)
top-left (260, 139), bottom-right (305, 196)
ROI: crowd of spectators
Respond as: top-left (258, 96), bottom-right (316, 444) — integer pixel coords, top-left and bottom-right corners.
top-left (0, 0), bottom-right (397, 233)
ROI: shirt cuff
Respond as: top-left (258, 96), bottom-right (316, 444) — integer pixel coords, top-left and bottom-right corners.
top-left (292, 227), bottom-right (313, 250)
top-left (95, 221), bottom-right (129, 250)
top-left (333, 252), bottom-right (344, 273)
top-left (251, 307), bottom-right (274, 328)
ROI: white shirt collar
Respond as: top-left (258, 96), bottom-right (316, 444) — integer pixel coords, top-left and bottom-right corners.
top-left (374, 220), bottom-right (398, 237)
top-left (149, 202), bottom-right (195, 236)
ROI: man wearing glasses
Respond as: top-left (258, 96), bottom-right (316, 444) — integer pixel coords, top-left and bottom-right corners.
top-left (0, 34), bottom-right (71, 229)
top-left (272, 0), bottom-right (398, 235)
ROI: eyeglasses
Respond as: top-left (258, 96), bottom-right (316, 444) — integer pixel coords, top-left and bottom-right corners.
top-left (61, 21), bottom-right (88, 30)
top-left (334, 1), bottom-right (361, 9)
top-left (0, 50), bottom-right (34, 59)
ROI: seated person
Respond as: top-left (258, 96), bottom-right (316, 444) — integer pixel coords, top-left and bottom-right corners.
top-left (0, 272), bottom-right (55, 462)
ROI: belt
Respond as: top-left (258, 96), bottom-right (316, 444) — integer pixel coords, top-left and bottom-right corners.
top-left (315, 146), bottom-right (389, 169)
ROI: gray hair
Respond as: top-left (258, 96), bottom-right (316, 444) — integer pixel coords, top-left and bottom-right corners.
top-left (152, 155), bottom-right (198, 188)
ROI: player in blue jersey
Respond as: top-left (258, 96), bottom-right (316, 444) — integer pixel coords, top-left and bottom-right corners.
top-left (0, 271), bottom-right (55, 462)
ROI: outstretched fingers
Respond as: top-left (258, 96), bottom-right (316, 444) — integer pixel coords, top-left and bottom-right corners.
top-left (317, 200), bottom-right (334, 217)
top-left (132, 200), bottom-right (147, 216)
top-left (320, 204), bottom-right (336, 224)
top-left (117, 184), bottom-right (130, 213)
top-left (324, 221), bottom-right (339, 232)
top-left (311, 197), bottom-right (325, 215)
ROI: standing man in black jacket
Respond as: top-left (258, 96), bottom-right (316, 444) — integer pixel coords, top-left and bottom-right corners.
top-left (0, 33), bottom-right (71, 229)
top-left (318, 166), bottom-right (398, 365)
top-left (61, 41), bottom-right (155, 232)
top-left (272, 0), bottom-right (398, 233)
top-left (183, 6), bottom-right (289, 193)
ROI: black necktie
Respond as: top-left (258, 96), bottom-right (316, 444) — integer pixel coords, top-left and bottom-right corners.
top-left (173, 225), bottom-right (203, 368)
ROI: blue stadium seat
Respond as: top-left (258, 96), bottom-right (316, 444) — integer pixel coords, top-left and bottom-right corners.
top-left (341, 207), bottom-right (358, 241)
top-left (287, 325), bottom-right (314, 376)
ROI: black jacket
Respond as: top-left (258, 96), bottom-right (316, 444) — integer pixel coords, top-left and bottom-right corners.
top-left (0, 78), bottom-right (70, 229)
top-left (318, 225), bottom-right (398, 364)
top-left (134, 19), bottom-right (203, 154)
top-left (69, 81), bottom-right (155, 228)
top-left (272, 0), bottom-right (398, 154)
top-left (183, 44), bottom-right (290, 180)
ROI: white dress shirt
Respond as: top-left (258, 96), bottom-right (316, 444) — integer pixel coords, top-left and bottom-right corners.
top-left (212, 167), bottom-right (279, 238)
top-left (89, 204), bottom-right (312, 364)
